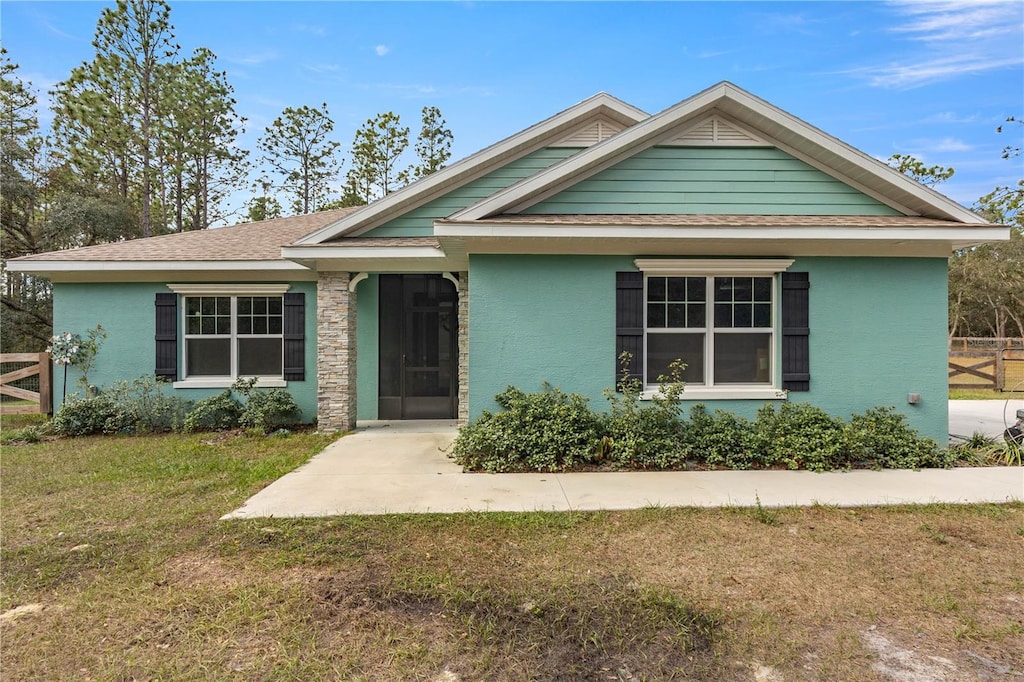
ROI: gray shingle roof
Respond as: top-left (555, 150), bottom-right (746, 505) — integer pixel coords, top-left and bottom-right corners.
top-left (14, 207), bottom-right (362, 262)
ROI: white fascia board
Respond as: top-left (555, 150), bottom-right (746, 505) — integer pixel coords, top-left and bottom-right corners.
top-left (4, 259), bottom-right (309, 273)
top-left (293, 93), bottom-right (649, 245)
top-left (635, 258), bottom-right (794, 273)
top-left (434, 222), bottom-right (1009, 243)
top-left (167, 283), bottom-right (291, 295)
top-left (280, 246), bottom-right (447, 260)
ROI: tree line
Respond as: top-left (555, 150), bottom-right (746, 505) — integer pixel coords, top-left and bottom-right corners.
top-left (887, 126), bottom-right (1024, 340)
top-left (1, 0), bottom-right (452, 352)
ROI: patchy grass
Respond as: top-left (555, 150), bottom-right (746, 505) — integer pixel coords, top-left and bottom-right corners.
top-left (2, 434), bottom-right (1023, 680)
top-left (950, 387), bottom-right (1024, 400)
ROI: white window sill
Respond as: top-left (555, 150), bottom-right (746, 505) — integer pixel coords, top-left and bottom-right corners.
top-left (172, 378), bottom-right (287, 389)
top-left (641, 387), bottom-right (787, 401)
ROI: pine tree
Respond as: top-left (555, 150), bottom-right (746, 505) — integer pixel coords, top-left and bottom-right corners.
top-left (412, 106), bottom-right (453, 179)
top-left (257, 103), bottom-right (342, 215)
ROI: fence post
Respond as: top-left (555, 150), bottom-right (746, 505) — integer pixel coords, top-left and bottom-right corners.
top-left (994, 351), bottom-right (1004, 391)
top-left (38, 352), bottom-right (52, 415)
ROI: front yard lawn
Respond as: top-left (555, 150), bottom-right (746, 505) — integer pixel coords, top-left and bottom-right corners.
top-left (2, 431), bottom-right (1022, 680)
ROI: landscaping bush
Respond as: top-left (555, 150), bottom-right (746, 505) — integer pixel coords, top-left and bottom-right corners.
top-left (183, 390), bottom-right (243, 432)
top-left (601, 354), bottom-right (686, 468)
top-left (680, 405), bottom-right (758, 469)
top-left (450, 375), bottom-right (956, 473)
top-left (51, 393), bottom-right (120, 436)
top-left (449, 384), bottom-right (602, 472)
top-left (182, 379), bottom-right (301, 434)
top-left (846, 406), bottom-right (951, 469)
top-left (754, 402), bottom-right (849, 472)
top-left (52, 376), bottom-right (191, 436)
top-left (239, 387), bottom-right (302, 434)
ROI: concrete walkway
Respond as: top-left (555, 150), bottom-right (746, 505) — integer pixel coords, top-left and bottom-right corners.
top-left (224, 408), bottom-right (1023, 519)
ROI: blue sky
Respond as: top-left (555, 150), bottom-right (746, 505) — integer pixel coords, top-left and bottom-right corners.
top-left (4, 0), bottom-right (1023, 216)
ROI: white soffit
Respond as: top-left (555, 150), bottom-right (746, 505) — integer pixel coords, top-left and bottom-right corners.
top-left (448, 81), bottom-right (986, 224)
top-left (293, 93), bottom-right (648, 245)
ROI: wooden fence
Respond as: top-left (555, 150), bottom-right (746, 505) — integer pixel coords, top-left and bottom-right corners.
top-left (0, 353), bottom-right (52, 415)
top-left (949, 339), bottom-right (1024, 391)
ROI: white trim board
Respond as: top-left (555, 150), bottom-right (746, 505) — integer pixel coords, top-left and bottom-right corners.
top-left (4, 260), bottom-right (309, 273)
top-left (166, 283), bottom-right (292, 295)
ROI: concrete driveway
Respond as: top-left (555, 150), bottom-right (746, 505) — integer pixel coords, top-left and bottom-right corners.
top-left (949, 399), bottom-right (1023, 440)
top-left (224, 410), bottom-right (1023, 519)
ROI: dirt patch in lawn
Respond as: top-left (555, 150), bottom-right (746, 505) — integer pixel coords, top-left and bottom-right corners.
top-left (310, 562), bottom-right (723, 681)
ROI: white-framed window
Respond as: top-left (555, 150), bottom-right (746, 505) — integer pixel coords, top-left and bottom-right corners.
top-left (635, 259), bottom-right (792, 399)
top-left (167, 284), bottom-right (291, 387)
top-left (183, 295), bottom-right (284, 379)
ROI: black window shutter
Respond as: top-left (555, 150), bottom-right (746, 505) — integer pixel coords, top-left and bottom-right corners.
top-left (615, 271), bottom-right (644, 388)
top-left (781, 272), bottom-right (810, 391)
top-left (283, 292), bottom-right (305, 381)
top-left (155, 293), bottom-right (178, 381)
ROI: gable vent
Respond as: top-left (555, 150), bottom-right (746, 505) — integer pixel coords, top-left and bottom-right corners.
top-left (550, 117), bottom-right (626, 147)
top-left (665, 114), bottom-right (770, 146)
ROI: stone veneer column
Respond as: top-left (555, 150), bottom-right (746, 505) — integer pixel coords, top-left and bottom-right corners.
top-left (457, 271), bottom-right (469, 424)
top-left (317, 271), bottom-right (357, 433)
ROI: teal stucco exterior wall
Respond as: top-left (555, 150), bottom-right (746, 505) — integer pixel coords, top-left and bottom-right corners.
top-left (51, 281), bottom-right (320, 422)
top-left (466, 255), bottom-right (949, 443)
top-left (355, 274), bottom-right (379, 420)
top-left (468, 254), bottom-right (633, 416)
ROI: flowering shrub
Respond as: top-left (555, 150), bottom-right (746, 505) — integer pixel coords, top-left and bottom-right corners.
top-left (47, 332), bottom-right (82, 366)
top-left (47, 325), bottom-right (106, 393)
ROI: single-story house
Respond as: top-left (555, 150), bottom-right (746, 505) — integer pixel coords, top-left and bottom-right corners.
top-left (9, 82), bottom-right (1008, 442)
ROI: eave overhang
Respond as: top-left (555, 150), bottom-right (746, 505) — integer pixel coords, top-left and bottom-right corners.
top-left (434, 219), bottom-right (1009, 259)
top-left (4, 259), bottom-right (317, 283)
top-left (280, 243), bottom-right (464, 272)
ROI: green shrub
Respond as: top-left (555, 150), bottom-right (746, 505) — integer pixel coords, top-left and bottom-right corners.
top-left (182, 379), bottom-right (301, 435)
top-left (183, 390), bottom-right (243, 432)
top-left (845, 406), bottom-right (951, 469)
top-left (681, 405), bottom-right (757, 469)
top-left (754, 403), bottom-right (848, 472)
top-left (449, 384), bottom-right (601, 472)
top-left (102, 375), bottom-right (191, 432)
top-left (51, 376), bottom-right (191, 436)
top-left (601, 353), bottom-right (686, 468)
top-left (51, 393), bottom-right (120, 436)
top-left (239, 388), bottom-right (302, 434)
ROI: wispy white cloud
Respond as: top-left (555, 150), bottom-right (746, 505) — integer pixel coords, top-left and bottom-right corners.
top-left (227, 51), bottom-right (279, 66)
top-left (848, 53), bottom-right (1023, 88)
top-left (375, 45), bottom-right (390, 57)
top-left (848, 1), bottom-right (1023, 88)
top-left (928, 136), bottom-right (973, 152)
top-left (304, 63), bottom-right (342, 74)
top-left (41, 20), bottom-right (79, 41)
top-left (292, 23), bottom-right (327, 37)
top-left (354, 83), bottom-right (495, 99)
top-left (920, 111), bottom-right (982, 125)
top-left (887, 0), bottom-right (1019, 41)
top-left (696, 49), bottom-right (736, 59)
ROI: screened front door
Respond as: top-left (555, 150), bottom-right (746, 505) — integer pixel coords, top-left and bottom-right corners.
top-left (378, 274), bottom-right (458, 419)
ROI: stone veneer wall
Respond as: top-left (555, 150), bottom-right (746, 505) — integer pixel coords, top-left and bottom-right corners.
top-left (457, 271), bottom-right (469, 423)
top-left (317, 271), bottom-right (357, 432)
